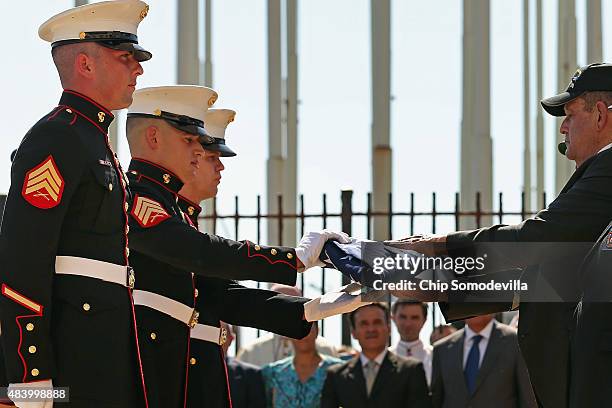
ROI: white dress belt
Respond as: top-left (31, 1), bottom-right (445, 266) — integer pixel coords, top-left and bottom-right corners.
top-left (55, 256), bottom-right (135, 288)
top-left (132, 290), bottom-right (227, 345)
top-left (132, 289), bottom-right (200, 328)
top-left (191, 323), bottom-right (227, 346)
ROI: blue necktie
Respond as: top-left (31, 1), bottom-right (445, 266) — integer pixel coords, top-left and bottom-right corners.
top-left (464, 335), bottom-right (483, 395)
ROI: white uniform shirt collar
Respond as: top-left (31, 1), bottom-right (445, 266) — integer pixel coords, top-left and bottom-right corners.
top-left (399, 339), bottom-right (423, 353)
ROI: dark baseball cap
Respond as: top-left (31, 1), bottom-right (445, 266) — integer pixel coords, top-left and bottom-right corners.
top-left (541, 63), bottom-right (612, 116)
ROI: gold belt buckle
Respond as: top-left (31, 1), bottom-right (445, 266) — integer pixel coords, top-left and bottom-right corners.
top-left (189, 310), bottom-right (199, 328)
top-left (219, 328), bottom-right (228, 345)
top-left (127, 267), bottom-right (135, 289)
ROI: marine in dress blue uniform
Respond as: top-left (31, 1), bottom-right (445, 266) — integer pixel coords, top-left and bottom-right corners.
top-left (0, 2), bottom-right (152, 407)
top-left (125, 87), bottom-right (320, 408)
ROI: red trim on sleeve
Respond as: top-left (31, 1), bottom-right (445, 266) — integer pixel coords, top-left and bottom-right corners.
top-left (15, 314), bottom-right (40, 382)
top-left (245, 241), bottom-right (298, 270)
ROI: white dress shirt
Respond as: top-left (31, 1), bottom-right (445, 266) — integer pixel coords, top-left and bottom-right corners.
top-left (598, 142), bottom-right (612, 154)
top-left (462, 319), bottom-right (495, 368)
top-left (391, 339), bottom-right (433, 385)
top-left (360, 349), bottom-right (387, 379)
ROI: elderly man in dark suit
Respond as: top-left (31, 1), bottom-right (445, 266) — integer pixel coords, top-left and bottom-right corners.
top-left (387, 63), bottom-right (612, 408)
top-left (569, 218), bottom-right (612, 407)
top-left (431, 315), bottom-right (536, 408)
top-left (321, 303), bottom-right (431, 408)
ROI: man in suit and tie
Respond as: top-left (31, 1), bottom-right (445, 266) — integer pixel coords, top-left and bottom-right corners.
top-left (321, 303), bottom-right (431, 408)
top-left (431, 315), bottom-right (536, 408)
top-left (387, 63), bottom-right (612, 407)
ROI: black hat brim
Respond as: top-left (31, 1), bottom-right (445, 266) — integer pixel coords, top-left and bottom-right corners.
top-left (100, 42), bottom-right (152, 62)
top-left (202, 143), bottom-right (237, 157)
top-left (165, 120), bottom-right (213, 140)
top-left (541, 90), bottom-right (584, 117)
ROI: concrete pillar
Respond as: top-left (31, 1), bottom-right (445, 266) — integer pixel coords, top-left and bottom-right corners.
top-left (267, 0), bottom-right (284, 245)
top-left (586, 0), bottom-right (602, 63)
top-left (555, 0), bottom-right (576, 193)
top-left (523, 0), bottom-right (531, 211)
top-left (371, 0), bottom-right (392, 240)
top-left (284, 0), bottom-right (298, 246)
top-left (535, 0), bottom-right (544, 208)
top-left (266, 0), bottom-right (298, 246)
top-left (460, 0), bottom-right (492, 229)
top-left (177, 0), bottom-right (200, 85)
top-left (204, 0), bottom-right (213, 87)
top-left (200, 0), bottom-right (216, 233)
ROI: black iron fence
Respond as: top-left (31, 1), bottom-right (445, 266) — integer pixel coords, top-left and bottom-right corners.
top-left (0, 191), bottom-right (544, 349)
top-left (200, 190), bottom-right (545, 347)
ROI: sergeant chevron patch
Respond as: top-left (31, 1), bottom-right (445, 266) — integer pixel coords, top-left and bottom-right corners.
top-left (21, 155), bottom-right (64, 209)
top-left (131, 194), bottom-right (170, 227)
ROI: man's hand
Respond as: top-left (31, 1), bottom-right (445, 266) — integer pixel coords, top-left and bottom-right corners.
top-left (295, 230), bottom-right (350, 271)
top-left (385, 234), bottom-right (448, 257)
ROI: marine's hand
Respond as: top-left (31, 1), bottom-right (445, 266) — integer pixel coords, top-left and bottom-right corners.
top-left (295, 230), bottom-right (350, 271)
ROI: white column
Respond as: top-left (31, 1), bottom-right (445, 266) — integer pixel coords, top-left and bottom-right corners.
top-left (177, 0), bottom-right (200, 85)
top-left (523, 0), bottom-right (531, 211)
top-left (460, 0), bottom-right (492, 229)
top-left (371, 0), bottom-right (392, 240)
top-left (555, 0), bottom-right (576, 193)
top-left (200, 0), bottom-right (216, 233)
top-left (586, 0), bottom-right (602, 63)
top-left (267, 0), bottom-right (284, 245)
top-left (284, 0), bottom-right (298, 246)
top-left (204, 0), bottom-right (213, 87)
top-left (535, 0), bottom-right (544, 208)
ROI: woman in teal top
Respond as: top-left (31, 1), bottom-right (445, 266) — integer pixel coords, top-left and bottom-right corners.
top-left (261, 324), bottom-right (343, 408)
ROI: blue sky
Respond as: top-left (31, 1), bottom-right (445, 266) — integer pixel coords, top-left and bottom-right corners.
top-left (1, 0), bottom-right (609, 348)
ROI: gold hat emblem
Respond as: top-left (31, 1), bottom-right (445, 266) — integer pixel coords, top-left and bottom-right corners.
top-left (208, 95), bottom-right (217, 107)
top-left (79, 32), bottom-right (86, 40)
top-left (98, 112), bottom-right (105, 122)
top-left (140, 4), bottom-right (149, 19)
top-left (153, 109), bottom-right (162, 116)
top-left (163, 174), bottom-right (171, 184)
top-left (188, 206), bottom-right (195, 215)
